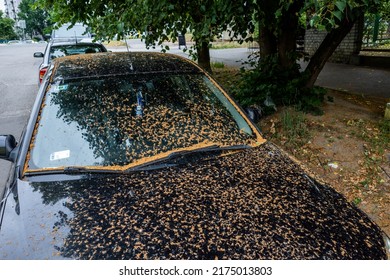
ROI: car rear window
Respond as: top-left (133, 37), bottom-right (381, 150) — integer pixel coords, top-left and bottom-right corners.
top-left (50, 45), bottom-right (105, 61)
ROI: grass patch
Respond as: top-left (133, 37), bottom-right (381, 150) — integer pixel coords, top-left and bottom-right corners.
top-left (211, 61), bottom-right (225, 69)
top-left (347, 118), bottom-right (390, 187)
top-left (104, 40), bottom-right (127, 47)
top-left (211, 67), bottom-right (242, 94)
top-left (277, 108), bottom-right (311, 149)
top-left (210, 40), bottom-right (249, 49)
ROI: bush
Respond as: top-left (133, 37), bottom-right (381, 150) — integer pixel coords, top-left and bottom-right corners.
top-left (232, 53), bottom-right (325, 115)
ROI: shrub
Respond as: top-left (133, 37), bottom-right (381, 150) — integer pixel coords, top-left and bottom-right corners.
top-left (232, 53), bottom-right (325, 115)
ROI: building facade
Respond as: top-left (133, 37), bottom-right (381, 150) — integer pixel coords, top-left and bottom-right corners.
top-left (3, 0), bottom-right (22, 21)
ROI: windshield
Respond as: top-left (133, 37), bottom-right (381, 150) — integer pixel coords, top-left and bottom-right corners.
top-left (26, 73), bottom-right (263, 171)
top-left (53, 24), bottom-right (90, 38)
top-left (49, 45), bottom-right (105, 62)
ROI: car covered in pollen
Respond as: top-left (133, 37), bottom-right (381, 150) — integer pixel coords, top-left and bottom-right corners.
top-left (0, 52), bottom-right (389, 260)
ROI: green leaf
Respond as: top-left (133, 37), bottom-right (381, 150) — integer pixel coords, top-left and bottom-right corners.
top-left (117, 22), bottom-right (124, 33)
top-left (332, 10), bottom-right (343, 21)
top-left (335, 1), bottom-right (347, 12)
top-left (275, 8), bottom-right (282, 18)
top-left (309, 14), bottom-right (319, 27)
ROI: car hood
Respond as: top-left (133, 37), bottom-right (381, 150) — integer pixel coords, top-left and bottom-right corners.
top-left (0, 143), bottom-right (387, 260)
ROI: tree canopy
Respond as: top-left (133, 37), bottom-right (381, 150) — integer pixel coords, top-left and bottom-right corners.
top-left (18, 0), bottom-right (51, 39)
top-left (36, 0), bottom-right (383, 112)
top-left (38, 0), bottom-right (254, 71)
top-left (0, 11), bottom-right (17, 41)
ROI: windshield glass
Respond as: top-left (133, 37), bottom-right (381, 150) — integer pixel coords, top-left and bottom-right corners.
top-left (53, 24), bottom-right (89, 38)
top-left (49, 45), bottom-right (105, 62)
top-left (27, 73), bottom-right (263, 171)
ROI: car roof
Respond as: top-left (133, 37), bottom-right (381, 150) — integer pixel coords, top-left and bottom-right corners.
top-left (52, 52), bottom-right (202, 80)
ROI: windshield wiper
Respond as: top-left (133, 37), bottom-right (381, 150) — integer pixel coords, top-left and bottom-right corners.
top-left (24, 145), bottom-right (251, 175)
top-left (125, 144), bottom-right (251, 172)
top-left (63, 166), bottom-right (124, 174)
top-left (25, 166), bottom-right (124, 176)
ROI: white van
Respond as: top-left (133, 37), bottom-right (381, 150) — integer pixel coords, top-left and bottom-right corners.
top-left (50, 23), bottom-right (93, 42)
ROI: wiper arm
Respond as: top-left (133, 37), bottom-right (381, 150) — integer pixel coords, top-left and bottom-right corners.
top-left (126, 144), bottom-right (251, 172)
top-left (63, 166), bottom-right (123, 174)
top-left (25, 166), bottom-right (124, 176)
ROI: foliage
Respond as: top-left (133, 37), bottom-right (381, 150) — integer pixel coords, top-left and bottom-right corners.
top-left (210, 61), bottom-right (225, 68)
top-left (0, 11), bottom-right (17, 41)
top-left (363, 0), bottom-right (390, 46)
top-left (279, 108), bottom-right (311, 149)
top-left (35, 0), bottom-right (382, 111)
top-left (18, 0), bottom-right (51, 38)
top-left (305, 0), bottom-right (382, 30)
top-left (346, 117), bottom-right (390, 188)
top-left (231, 0), bottom-right (382, 113)
top-left (232, 53), bottom-right (325, 115)
top-left (36, 0), bottom-right (253, 71)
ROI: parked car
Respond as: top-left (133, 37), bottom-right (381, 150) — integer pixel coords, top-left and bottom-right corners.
top-left (7, 40), bottom-right (21, 44)
top-left (48, 22), bottom-right (93, 42)
top-left (0, 52), bottom-right (389, 260)
top-left (33, 40), bottom-right (108, 84)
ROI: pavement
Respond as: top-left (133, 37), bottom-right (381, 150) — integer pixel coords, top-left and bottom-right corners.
top-left (108, 39), bottom-right (390, 99)
top-left (303, 61), bottom-right (390, 99)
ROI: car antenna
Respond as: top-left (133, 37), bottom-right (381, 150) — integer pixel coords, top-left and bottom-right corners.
top-left (124, 35), bottom-right (130, 52)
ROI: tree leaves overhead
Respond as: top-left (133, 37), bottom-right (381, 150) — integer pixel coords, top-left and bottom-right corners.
top-left (35, 0), bottom-right (383, 96)
top-left (306, 0), bottom-right (381, 31)
top-left (18, 0), bottom-right (51, 38)
top-left (36, 0), bottom-right (253, 47)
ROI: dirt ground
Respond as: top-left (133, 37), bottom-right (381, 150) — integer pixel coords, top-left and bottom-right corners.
top-left (259, 90), bottom-right (390, 237)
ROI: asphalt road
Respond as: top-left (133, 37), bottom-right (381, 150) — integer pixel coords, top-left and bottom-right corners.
top-left (0, 43), bottom-right (46, 196)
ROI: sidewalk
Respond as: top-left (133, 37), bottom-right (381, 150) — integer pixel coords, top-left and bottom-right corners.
top-left (308, 62), bottom-right (390, 99)
top-left (109, 39), bottom-right (390, 99)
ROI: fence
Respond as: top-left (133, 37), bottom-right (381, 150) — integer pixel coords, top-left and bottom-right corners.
top-left (362, 14), bottom-right (390, 49)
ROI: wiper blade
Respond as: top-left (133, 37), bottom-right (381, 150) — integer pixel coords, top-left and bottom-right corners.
top-left (25, 166), bottom-right (124, 176)
top-left (126, 144), bottom-right (251, 172)
top-left (63, 166), bottom-right (123, 174)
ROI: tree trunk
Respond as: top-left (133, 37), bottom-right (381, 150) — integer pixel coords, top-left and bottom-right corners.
top-left (353, 15), bottom-right (365, 55)
top-left (197, 41), bottom-right (212, 73)
top-left (257, 0), bottom-right (278, 58)
top-left (259, 26), bottom-right (277, 58)
top-left (277, 1), bottom-right (304, 72)
top-left (303, 18), bottom-right (356, 89)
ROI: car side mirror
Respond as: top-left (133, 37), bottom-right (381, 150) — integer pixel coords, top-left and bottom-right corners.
top-left (33, 52), bottom-right (44, 58)
top-left (0, 135), bottom-right (17, 162)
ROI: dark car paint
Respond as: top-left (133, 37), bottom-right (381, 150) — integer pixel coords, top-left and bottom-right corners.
top-left (0, 143), bottom-right (387, 259)
top-left (0, 52), bottom-right (388, 259)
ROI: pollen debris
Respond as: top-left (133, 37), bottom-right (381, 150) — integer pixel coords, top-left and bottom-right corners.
top-left (39, 143), bottom-right (387, 260)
